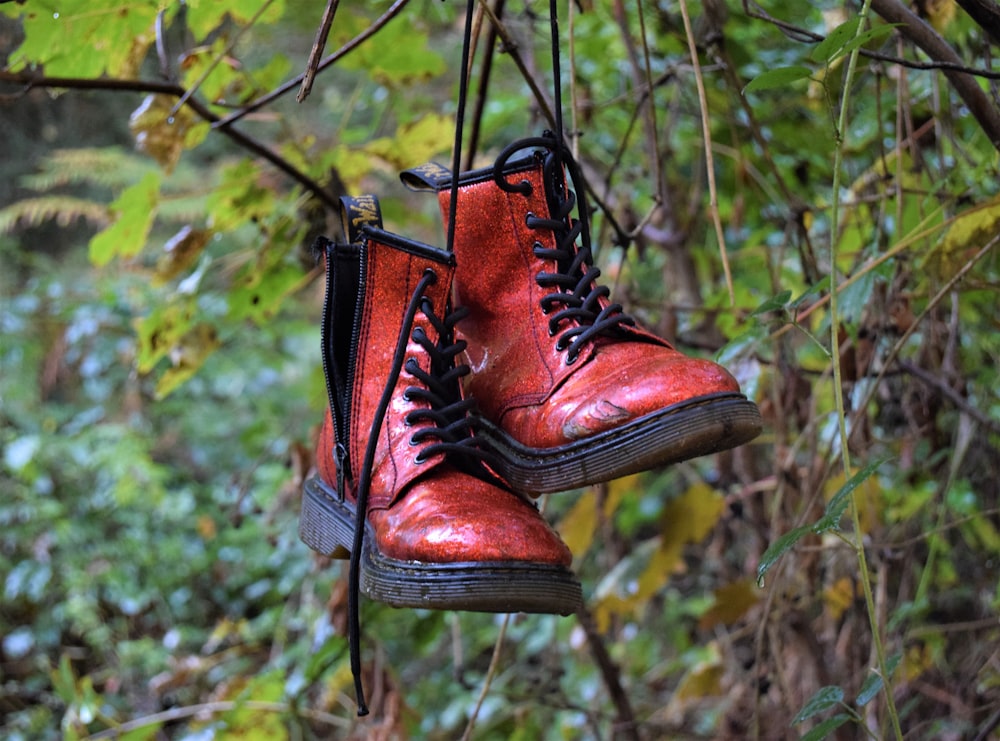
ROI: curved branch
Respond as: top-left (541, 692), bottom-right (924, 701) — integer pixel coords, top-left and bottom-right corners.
top-left (0, 70), bottom-right (338, 209)
top-left (870, 0), bottom-right (1000, 151)
top-left (741, 0), bottom-right (1000, 80)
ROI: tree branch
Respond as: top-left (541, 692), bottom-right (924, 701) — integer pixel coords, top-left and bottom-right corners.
top-left (954, 0), bottom-right (1000, 46)
top-left (0, 70), bottom-right (338, 210)
top-left (741, 0), bottom-right (1000, 80)
top-left (870, 0), bottom-right (1000, 151)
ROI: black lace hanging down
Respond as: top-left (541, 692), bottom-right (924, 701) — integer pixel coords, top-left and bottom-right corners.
top-left (478, 0), bottom-right (639, 364)
top-left (345, 267), bottom-right (437, 717)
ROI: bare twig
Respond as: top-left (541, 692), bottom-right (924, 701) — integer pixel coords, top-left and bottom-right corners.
top-left (678, 0), bottom-right (735, 304)
top-left (466, 0), bottom-right (506, 168)
top-left (575, 605), bottom-right (640, 741)
top-left (476, 0), bottom-right (557, 130)
top-left (83, 700), bottom-right (351, 739)
top-left (169, 0), bottom-right (277, 118)
top-left (954, 0), bottom-right (1000, 46)
top-left (459, 614), bottom-right (509, 741)
top-left (213, 0), bottom-right (411, 129)
top-left (297, 0), bottom-right (341, 103)
top-left (895, 359), bottom-right (1000, 435)
top-left (0, 70), bottom-right (338, 210)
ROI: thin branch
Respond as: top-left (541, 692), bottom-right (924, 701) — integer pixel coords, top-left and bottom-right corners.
top-left (896, 359), bottom-right (1000, 435)
top-left (0, 70), bottom-right (338, 210)
top-left (476, 0), bottom-right (557, 130)
top-left (83, 700), bottom-right (351, 739)
top-left (575, 605), bottom-right (640, 741)
top-left (678, 0), bottom-right (735, 304)
top-left (297, 0), bottom-right (341, 103)
top-left (170, 0), bottom-right (277, 118)
top-left (459, 614), bottom-right (509, 741)
top-left (466, 0), bottom-right (506, 169)
top-left (870, 0), bottom-right (1000, 151)
top-left (213, 0), bottom-right (410, 129)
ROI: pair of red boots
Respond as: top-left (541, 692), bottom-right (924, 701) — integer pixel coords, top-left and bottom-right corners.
top-left (300, 139), bottom-right (761, 618)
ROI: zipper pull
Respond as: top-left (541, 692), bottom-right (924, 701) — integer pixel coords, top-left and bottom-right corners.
top-left (335, 442), bottom-right (349, 501)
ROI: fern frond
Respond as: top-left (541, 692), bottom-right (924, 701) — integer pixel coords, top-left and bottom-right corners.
top-left (0, 197), bottom-right (110, 234)
top-left (20, 148), bottom-right (155, 191)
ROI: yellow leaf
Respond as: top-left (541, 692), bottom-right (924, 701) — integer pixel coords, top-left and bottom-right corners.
top-left (661, 482), bottom-right (725, 547)
top-left (605, 474), bottom-right (638, 517)
top-left (903, 642), bottom-right (934, 682)
top-left (364, 114), bottom-right (453, 170)
top-left (675, 660), bottom-right (724, 701)
top-left (699, 579), bottom-right (761, 630)
top-left (155, 225), bottom-right (212, 284)
top-left (823, 576), bottom-right (857, 622)
top-left (925, 195), bottom-right (1000, 281)
top-left (129, 94), bottom-right (204, 173)
top-left (197, 515), bottom-right (217, 540)
top-left (155, 323), bottom-right (221, 399)
top-left (823, 470), bottom-right (882, 533)
top-left (557, 495), bottom-right (597, 557)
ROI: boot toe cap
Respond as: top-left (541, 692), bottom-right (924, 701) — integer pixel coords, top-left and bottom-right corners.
top-left (370, 469), bottom-right (572, 567)
top-left (507, 344), bottom-right (743, 445)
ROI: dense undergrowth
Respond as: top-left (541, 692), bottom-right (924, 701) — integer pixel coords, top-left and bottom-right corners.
top-left (2, 1), bottom-right (999, 738)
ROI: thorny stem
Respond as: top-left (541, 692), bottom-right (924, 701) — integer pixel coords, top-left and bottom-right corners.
top-left (827, 2), bottom-right (904, 737)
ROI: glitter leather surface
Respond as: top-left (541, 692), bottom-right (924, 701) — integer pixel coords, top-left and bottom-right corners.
top-left (438, 160), bottom-right (743, 450)
top-left (314, 233), bottom-right (572, 567)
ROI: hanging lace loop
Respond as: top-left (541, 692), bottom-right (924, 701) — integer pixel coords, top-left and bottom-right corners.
top-left (446, 0), bottom-right (477, 254)
top-left (347, 267), bottom-right (438, 715)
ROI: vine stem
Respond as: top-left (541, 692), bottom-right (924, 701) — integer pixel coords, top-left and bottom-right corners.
top-left (677, 0), bottom-right (735, 305)
top-left (827, 2), bottom-right (903, 737)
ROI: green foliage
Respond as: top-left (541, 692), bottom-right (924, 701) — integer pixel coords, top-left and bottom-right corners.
top-left (2, 0), bottom-right (999, 738)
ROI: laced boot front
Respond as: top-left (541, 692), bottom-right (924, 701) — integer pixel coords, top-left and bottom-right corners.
top-left (402, 135), bottom-right (762, 494)
top-left (300, 196), bottom-right (581, 712)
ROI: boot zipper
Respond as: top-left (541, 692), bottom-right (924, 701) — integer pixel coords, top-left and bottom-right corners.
top-left (337, 239), bottom-right (367, 498)
top-left (319, 237), bottom-right (367, 499)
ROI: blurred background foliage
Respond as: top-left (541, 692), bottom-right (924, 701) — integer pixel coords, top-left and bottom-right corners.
top-left (1, 0), bottom-right (999, 739)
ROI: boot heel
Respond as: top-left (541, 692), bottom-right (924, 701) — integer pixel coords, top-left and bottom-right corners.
top-left (299, 477), bottom-right (353, 560)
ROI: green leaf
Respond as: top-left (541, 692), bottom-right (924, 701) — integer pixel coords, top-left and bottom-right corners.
top-left (757, 525), bottom-right (814, 586)
top-left (799, 713), bottom-right (852, 741)
top-left (792, 685), bottom-right (845, 724)
top-left (817, 458), bottom-right (887, 532)
top-left (340, 13), bottom-right (445, 85)
top-left (750, 289), bottom-right (793, 317)
top-left (88, 171), bottom-right (161, 266)
top-left (743, 66), bottom-right (812, 94)
top-left (3, 0), bottom-right (159, 78)
top-left (837, 24), bottom-right (898, 61)
top-left (855, 652), bottom-right (902, 707)
top-left (811, 18), bottom-right (863, 63)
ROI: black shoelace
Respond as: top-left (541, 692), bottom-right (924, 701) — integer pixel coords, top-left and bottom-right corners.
top-left (346, 270), bottom-right (509, 715)
top-left (491, 133), bottom-right (637, 364)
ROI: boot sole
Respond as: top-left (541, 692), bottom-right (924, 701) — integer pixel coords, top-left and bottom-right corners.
top-left (299, 477), bottom-right (582, 615)
top-left (478, 392), bottom-right (763, 494)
